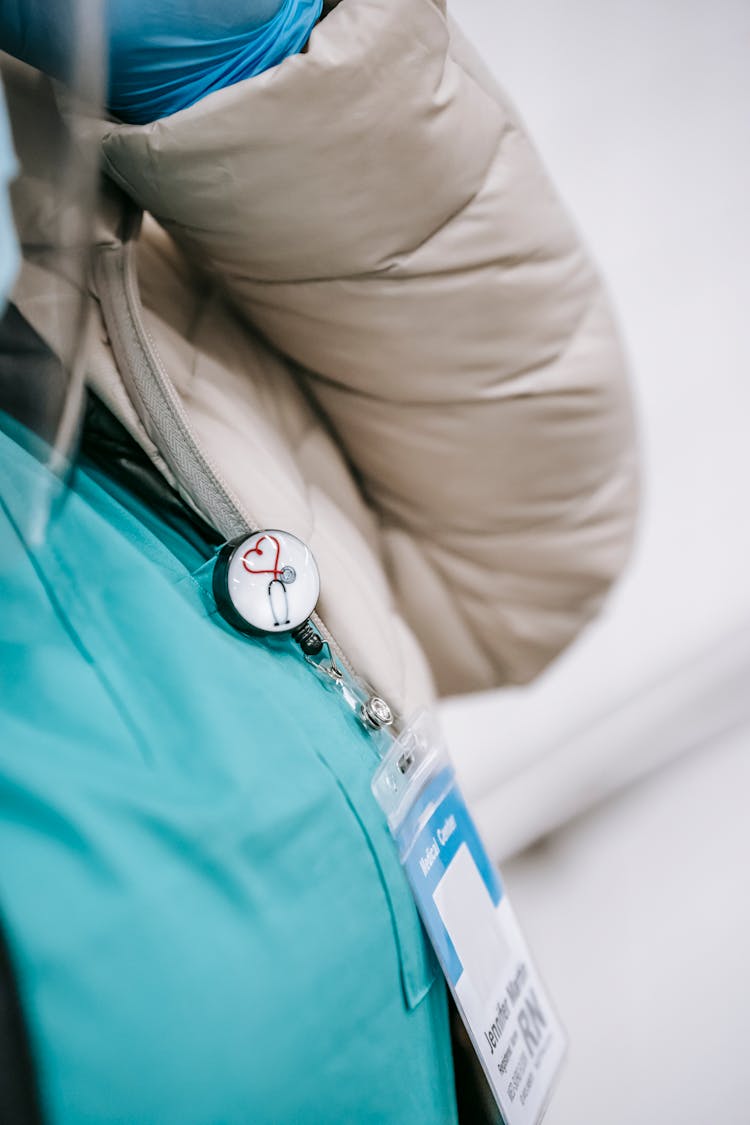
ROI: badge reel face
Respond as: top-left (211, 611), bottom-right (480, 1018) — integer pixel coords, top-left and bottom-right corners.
top-left (213, 530), bottom-right (320, 637)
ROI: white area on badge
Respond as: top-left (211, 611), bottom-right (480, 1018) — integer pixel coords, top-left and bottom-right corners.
top-left (446, 876), bottom-right (565, 1125)
top-left (433, 843), bottom-right (511, 1006)
top-left (226, 530), bottom-right (320, 633)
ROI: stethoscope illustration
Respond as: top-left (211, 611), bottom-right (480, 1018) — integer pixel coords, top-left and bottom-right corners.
top-left (242, 534), bottom-right (297, 627)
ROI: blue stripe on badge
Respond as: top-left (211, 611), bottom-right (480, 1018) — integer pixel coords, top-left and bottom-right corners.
top-left (397, 769), bottom-right (503, 987)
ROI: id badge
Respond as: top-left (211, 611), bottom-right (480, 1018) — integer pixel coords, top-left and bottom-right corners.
top-left (373, 712), bottom-right (566, 1125)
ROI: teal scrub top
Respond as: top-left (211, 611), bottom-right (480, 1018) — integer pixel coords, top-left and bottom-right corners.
top-left (0, 422), bottom-right (457, 1124)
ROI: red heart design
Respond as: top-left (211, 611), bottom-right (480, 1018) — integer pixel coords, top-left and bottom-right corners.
top-left (242, 534), bottom-right (282, 578)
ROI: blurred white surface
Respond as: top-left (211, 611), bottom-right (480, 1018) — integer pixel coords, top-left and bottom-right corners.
top-left (503, 722), bottom-right (750, 1125)
top-left (442, 0), bottom-right (750, 848)
top-left (440, 3), bottom-right (750, 1122)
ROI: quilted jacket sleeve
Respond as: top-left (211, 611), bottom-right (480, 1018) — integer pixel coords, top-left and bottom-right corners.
top-left (101, 0), bottom-right (638, 694)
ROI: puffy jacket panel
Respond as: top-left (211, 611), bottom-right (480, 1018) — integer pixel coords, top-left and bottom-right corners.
top-left (94, 0), bottom-right (638, 695)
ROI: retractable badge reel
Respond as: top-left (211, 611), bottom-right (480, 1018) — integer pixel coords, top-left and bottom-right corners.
top-left (214, 531), bottom-right (567, 1124)
top-left (212, 529), bottom-right (395, 737)
top-left (212, 529), bottom-right (322, 645)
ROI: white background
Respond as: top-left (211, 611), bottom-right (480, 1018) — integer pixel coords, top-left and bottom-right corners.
top-left (442, 2), bottom-right (750, 1121)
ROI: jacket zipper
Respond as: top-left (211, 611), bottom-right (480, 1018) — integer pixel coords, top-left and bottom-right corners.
top-left (94, 220), bottom-right (367, 695)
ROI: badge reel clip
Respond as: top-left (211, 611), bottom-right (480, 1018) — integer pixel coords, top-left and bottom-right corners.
top-left (212, 529), bottom-right (395, 744)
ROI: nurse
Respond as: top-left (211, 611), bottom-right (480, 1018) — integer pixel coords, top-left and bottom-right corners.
top-left (0, 4), bottom-right (468, 1122)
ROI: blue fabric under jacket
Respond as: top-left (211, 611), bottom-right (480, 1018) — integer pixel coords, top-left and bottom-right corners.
top-left (0, 0), bottom-right (322, 123)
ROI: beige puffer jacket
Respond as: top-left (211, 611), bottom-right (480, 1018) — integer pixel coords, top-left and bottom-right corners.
top-left (10, 0), bottom-right (637, 718)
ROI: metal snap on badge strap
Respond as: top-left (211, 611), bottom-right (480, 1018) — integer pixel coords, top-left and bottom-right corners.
top-left (213, 530), bottom-right (321, 638)
top-left (362, 696), bottom-right (393, 730)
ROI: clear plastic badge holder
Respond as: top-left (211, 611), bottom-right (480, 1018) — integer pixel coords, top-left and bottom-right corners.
top-left (372, 711), bottom-right (566, 1125)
